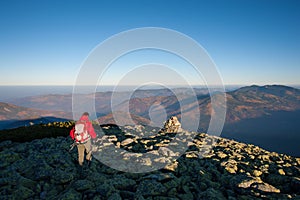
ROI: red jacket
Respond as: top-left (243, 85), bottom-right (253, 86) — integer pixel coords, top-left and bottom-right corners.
top-left (70, 115), bottom-right (97, 140)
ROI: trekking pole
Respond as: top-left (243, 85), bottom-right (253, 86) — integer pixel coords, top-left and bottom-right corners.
top-left (69, 141), bottom-right (77, 152)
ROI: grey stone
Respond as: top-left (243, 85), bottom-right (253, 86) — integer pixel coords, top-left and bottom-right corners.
top-left (252, 182), bottom-right (280, 193)
top-left (121, 138), bottom-right (134, 146)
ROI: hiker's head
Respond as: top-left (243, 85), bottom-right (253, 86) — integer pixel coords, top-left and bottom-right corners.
top-left (82, 112), bottom-right (89, 117)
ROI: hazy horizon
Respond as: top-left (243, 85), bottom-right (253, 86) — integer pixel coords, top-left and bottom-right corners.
top-left (1, 84), bottom-right (299, 102)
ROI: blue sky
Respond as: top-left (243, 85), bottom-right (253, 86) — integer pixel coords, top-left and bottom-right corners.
top-left (0, 0), bottom-right (299, 86)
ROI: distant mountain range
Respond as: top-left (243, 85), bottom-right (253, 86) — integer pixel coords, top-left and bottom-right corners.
top-left (8, 88), bottom-right (210, 112)
top-left (97, 111), bottom-right (152, 126)
top-left (0, 102), bottom-right (72, 120)
top-left (1, 85), bottom-right (300, 156)
top-left (0, 102), bottom-right (71, 130)
top-left (97, 85), bottom-right (300, 129)
top-left (225, 85), bottom-right (300, 122)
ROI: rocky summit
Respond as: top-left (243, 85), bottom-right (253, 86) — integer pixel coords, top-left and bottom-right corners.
top-left (0, 122), bottom-right (299, 199)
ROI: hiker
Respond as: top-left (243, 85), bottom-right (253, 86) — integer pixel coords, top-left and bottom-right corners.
top-left (70, 112), bottom-right (96, 167)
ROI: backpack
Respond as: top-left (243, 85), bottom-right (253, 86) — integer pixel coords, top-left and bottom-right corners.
top-left (74, 120), bottom-right (90, 143)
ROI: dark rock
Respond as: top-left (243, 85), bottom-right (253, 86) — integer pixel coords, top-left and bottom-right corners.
top-left (199, 187), bottom-right (226, 199)
top-left (143, 173), bottom-right (176, 182)
top-left (0, 150), bottom-right (20, 168)
top-left (46, 186), bottom-right (63, 198)
top-left (13, 143), bottom-right (28, 153)
top-left (12, 186), bottom-right (35, 199)
top-left (86, 172), bottom-right (108, 183)
top-left (153, 197), bottom-right (179, 200)
top-left (53, 170), bottom-right (74, 184)
top-left (137, 180), bottom-right (167, 196)
top-left (0, 140), bottom-right (12, 150)
top-left (73, 179), bottom-right (94, 191)
top-left (163, 178), bottom-right (180, 190)
top-left (291, 177), bottom-right (300, 193)
top-left (58, 189), bottom-right (82, 200)
top-left (18, 177), bottom-right (37, 191)
top-left (111, 175), bottom-right (136, 191)
top-left (83, 189), bottom-right (99, 199)
top-left (177, 193), bottom-right (194, 200)
top-left (96, 182), bottom-right (116, 198)
top-left (33, 162), bottom-right (54, 181)
top-left (198, 182), bottom-right (208, 191)
top-left (0, 124), bottom-right (299, 199)
top-left (263, 173), bottom-right (289, 186)
top-left (120, 190), bottom-right (135, 199)
top-left (108, 192), bottom-right (122, 200)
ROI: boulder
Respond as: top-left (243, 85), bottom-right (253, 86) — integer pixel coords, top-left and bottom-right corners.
top-left (253, 170), bottom-right (263, 177)
top-left (121, 138), bottom-right (135, 146)
top-left (252, 182), bottom-right (280, 193)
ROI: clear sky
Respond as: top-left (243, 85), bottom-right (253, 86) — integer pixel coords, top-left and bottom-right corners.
top-left (0, 0), bottom-right (299, 86)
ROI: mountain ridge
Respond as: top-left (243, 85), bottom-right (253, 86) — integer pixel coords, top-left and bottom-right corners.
top-left (0, 102), bottom-right (71, 121)
top-left (100, 84), bottom-right (300, 127)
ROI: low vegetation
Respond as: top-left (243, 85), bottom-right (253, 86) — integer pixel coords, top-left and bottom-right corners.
top-left (0, 121), bottom-right (75, 142)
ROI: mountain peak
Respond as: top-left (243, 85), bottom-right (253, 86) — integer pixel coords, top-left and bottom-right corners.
top-left (237, 84), bottom-right (298, 93)
top-left (0, 123), bottom-right (299, 199)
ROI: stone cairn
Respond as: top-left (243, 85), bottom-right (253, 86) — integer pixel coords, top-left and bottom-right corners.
top-left (161, 116), bottom-right (183, 133)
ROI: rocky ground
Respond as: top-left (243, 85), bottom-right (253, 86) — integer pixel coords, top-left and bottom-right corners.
top-left (0, 123), bottom-right (299, 199)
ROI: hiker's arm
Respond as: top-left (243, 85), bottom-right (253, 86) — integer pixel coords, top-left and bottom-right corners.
top-left (70, 127), bottom-right (75, 140)
top-left (88, 123), bottom-right (97, 139)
